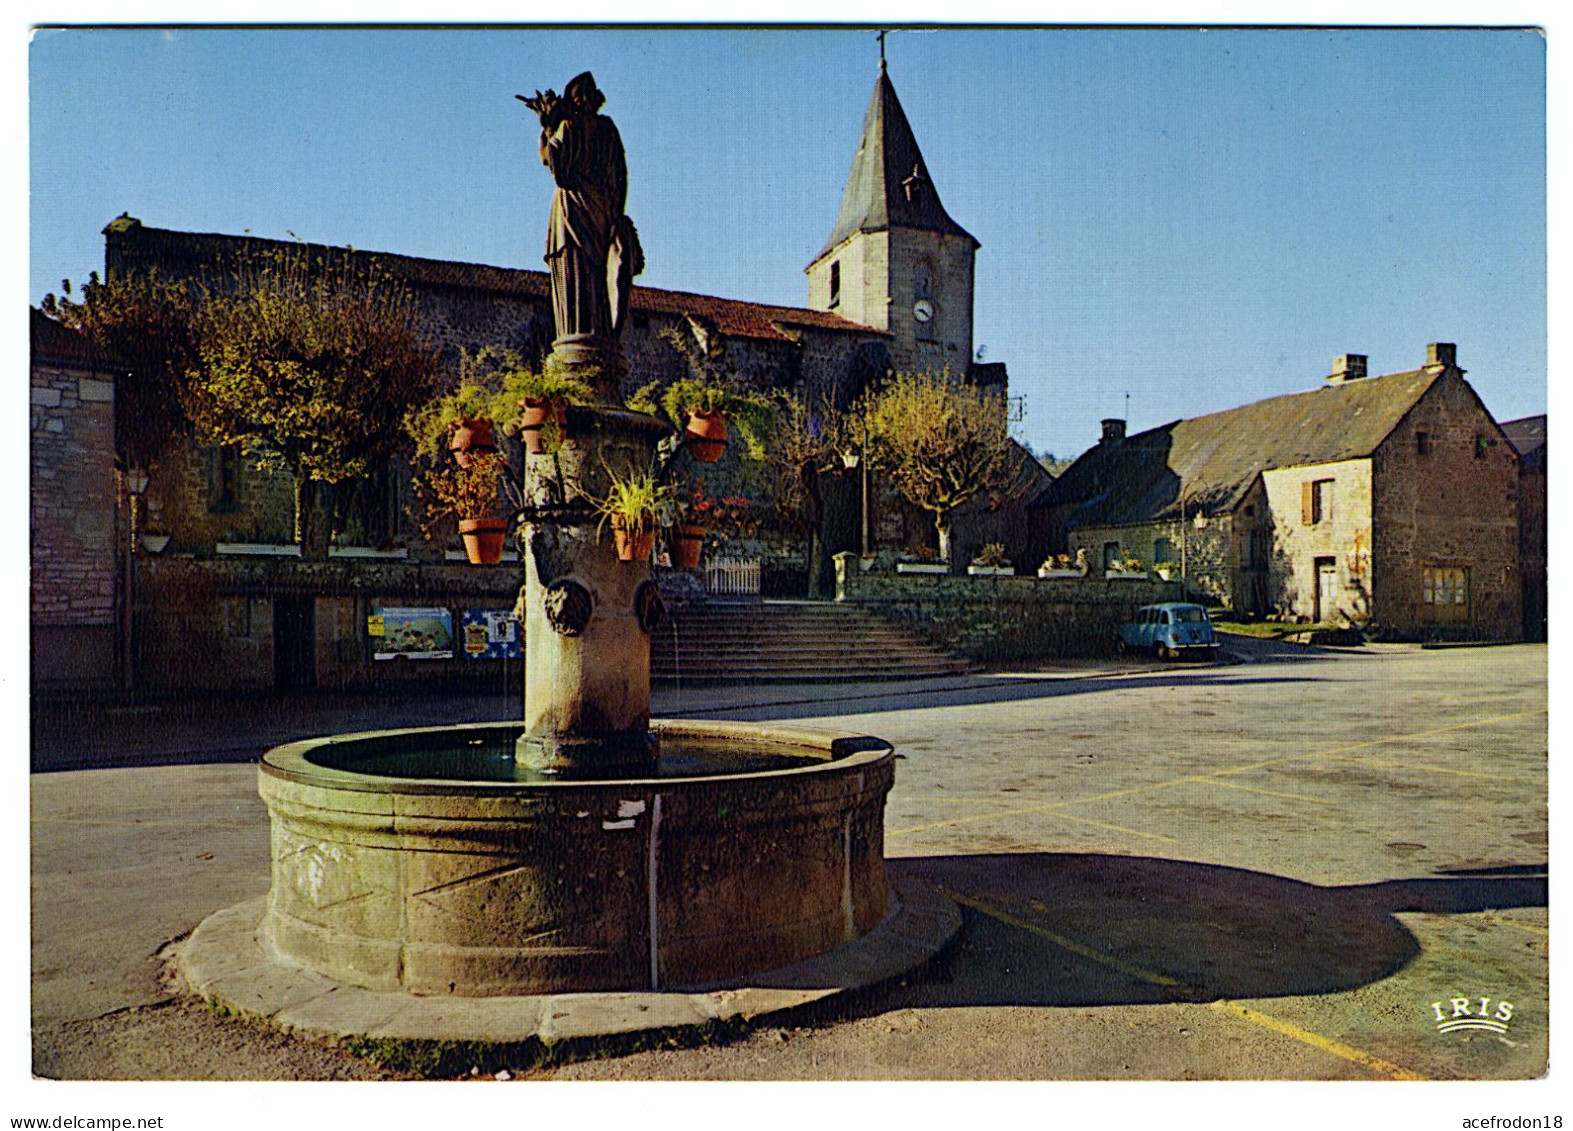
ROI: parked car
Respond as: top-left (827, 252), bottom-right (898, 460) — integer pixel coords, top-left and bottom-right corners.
top-left (1118, 602), bottom-right (1220, 660)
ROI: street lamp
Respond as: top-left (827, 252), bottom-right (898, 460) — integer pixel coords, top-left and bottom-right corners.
top-left (122, 468), bottom-right (149, 695)
top-left (841, 442), bottom-right (870, 558)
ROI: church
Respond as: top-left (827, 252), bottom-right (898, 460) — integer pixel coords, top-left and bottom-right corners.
top-left (33, 62), bottom-right (1046, 695)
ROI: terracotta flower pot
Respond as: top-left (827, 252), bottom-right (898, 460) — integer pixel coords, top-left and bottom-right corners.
top-left (672, 524), bottom-right (707, 569)
top-left (449, 418), bottom-right (497, 468)
top-left (612, 519), bottom-right (656, 563)
top-left (519, 398), bottom-right (566, 456)
top-left (458, 517), bottom-right (508, 565)
top-left (684, 409), bottom-right (728, 464)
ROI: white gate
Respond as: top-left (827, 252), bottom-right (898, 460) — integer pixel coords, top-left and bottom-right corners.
top-left (705, 557), bottom-right (762, 599)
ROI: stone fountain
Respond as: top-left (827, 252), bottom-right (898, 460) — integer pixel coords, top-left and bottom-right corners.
top-left (182, 75), bottom-right (951, 1028)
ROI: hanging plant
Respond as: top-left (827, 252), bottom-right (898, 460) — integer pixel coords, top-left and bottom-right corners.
top-left (511, 359), bottom-right (599, 455)
top-left (448, 417), bottom-right (498, 467)
top-left (411, 451), bottom-right (508, 563)
top-left (590, 462), bottom-right (677, 563)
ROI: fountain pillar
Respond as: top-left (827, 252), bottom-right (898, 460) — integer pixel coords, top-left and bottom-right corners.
top-left (515, 348), bottom-right (670, 773)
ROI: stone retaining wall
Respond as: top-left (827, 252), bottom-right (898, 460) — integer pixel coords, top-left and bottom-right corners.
top-left (834, 556), bottom-right (1181, 660)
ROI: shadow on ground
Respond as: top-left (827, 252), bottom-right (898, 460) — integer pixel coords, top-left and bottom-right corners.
top-left (840, 854), bottom-right (1550, 1011)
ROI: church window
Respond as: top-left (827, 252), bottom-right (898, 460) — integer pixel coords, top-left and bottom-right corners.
top-left (829, 261), bottom-right (841, 309)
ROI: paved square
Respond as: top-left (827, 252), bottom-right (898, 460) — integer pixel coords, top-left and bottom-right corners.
top-left (31, 641), bottom-right (1547, 1080)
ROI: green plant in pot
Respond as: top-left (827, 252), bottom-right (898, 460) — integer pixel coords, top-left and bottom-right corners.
top-left (512, 357), bottom-right (599, 455)
top-left (630, 326), bottom-right (778, 464)
top-left (590, 461), bottom-right (677, 563)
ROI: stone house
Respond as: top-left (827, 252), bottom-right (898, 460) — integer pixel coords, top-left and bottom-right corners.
top-left (35, 62), bottom-right (1042, 695)
top-left (1501, 414), bottom-right (1546, 642)
top-left (1036, 344), bottom-right (1523, 640)
top-left (30, 309), bottom-right (127, 692)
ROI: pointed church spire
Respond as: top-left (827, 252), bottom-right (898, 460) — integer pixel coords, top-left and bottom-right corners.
top-left (813, 62), bottom-right (977, 264)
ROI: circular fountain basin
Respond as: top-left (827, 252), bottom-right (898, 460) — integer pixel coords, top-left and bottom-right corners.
top-left (258, 720), bottom-right (893, 997)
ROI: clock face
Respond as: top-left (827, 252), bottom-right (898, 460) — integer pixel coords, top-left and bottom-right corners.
top-left (913, 299), bottom-right (935, 324)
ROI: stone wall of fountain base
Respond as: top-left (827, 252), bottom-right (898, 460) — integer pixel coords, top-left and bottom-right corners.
top-left (258, 720), bottom-right (892, 996)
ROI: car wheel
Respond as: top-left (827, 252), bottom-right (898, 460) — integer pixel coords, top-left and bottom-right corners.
top-left (1153, 642), bottom-right (1168, 661)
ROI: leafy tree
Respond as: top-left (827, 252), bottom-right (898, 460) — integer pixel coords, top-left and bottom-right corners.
top-left (1037, 451), bottom-right (1075, 478)
top-left (861, 371), bottom-right (1020, 565)
top-left (185, 248), bottom-right (445, 556)
top-left (41, 269), bottom-right (200, 470)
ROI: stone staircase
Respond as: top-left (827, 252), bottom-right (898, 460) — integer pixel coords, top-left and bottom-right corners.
top-left (651, 600), bottom-right (976, 684)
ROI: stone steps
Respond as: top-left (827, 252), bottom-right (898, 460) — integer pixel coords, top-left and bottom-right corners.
top-left (651, 601), bottom-right (974, 683)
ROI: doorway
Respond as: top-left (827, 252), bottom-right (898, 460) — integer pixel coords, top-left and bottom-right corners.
top-left (1313, 557), bottom-right (1338, 623)
top-left (273, 597), bottom-right (317, 691)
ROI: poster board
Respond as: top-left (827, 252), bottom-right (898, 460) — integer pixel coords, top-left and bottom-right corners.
top-left (367, 606), bottom-right (454, 660)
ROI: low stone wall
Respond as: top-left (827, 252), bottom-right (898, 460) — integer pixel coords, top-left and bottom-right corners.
top-left (135, 555), bottom-right (525, 697)
top-left (834, 557), bottom-right (1181, 660)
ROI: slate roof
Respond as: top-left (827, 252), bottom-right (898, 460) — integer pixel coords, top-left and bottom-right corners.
top-left (1041, 367), bottom-right (1445, 528)
top-left (1500, 414), bottom-right (1546, 468)
top-left (30, 307), bottom-right (125, 371)
top-left (812, 62), bottom-right (977, 264)
top-left (105, 219), bottom-right (878, 345)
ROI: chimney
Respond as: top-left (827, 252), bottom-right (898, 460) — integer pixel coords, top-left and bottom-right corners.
top-left (1100, 418), bottom-right (1126, 444)
top-left (1326, 354), bottom-right (1368, 384)
top-left (1425, 342), bottom-right (1458, 371)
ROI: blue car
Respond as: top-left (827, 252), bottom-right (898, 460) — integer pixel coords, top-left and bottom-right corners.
top-left (1119, 602), bottom-right (1219, 660)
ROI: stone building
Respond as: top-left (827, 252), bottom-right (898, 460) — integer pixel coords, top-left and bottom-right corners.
top-left (30, 309), bottom-right (127, 692)
top-left (1501, 414), bottom-right (1546, 642)
top-left (36, 62), bottom-right (1042, 695)
top-left (1035, 344), bottom-right (1523, 640)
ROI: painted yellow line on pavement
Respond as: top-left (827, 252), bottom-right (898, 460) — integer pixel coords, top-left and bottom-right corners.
top-left (1317, 753), bottom-right (1539, 785)
top-left (947, 889), bottom-right (1425, 1081)
top-left (1050, 812), bottom-right (1179, 842)
top-left (1205, 1000), bottom-right (1426, 1082)
top-left (889, 708), bottom-right (1546, 838)
top-left (1202, 780), bottom-right (1337, 806)
top-left (945, 889), bottom-right (1182, 986)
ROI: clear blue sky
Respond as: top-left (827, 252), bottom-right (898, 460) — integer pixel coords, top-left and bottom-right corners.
top-left (29, 25), bottom-right (1546, 459)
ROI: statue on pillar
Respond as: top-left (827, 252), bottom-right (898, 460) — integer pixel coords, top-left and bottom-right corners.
top-left (519, 72), bottom-right (644, 372)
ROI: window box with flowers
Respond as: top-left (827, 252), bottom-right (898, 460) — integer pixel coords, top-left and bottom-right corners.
top-left (1037, 552), bottom-right (1082, 579)
top-left (968, 542), bottom-right (1014, 577)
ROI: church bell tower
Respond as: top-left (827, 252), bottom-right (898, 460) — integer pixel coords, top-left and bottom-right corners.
top-left (806, 59), bottom-right (979, 377)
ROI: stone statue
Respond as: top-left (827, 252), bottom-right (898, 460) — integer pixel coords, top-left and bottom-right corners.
top-left (519, 72), bottom-right (644, 352)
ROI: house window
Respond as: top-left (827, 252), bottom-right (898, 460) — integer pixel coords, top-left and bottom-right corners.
top-left (1474, 435), bottom-right (1489, 459)
top-left (1102, 542), bottom-right (1120, 571)
top-left (1302, 478), bottom-right (1334, 525)
top-left (1422, 565), bottom-right (1470, 623)
top-left (829, 261), bottom-right (841, 309)
top-left (1416, 431), bottom-right (1431, 455)
top-left (1153, 537), bottom-right (1176, 564)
